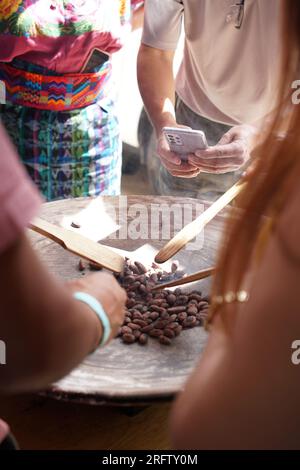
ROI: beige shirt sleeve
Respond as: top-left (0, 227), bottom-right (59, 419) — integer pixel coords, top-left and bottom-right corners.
top-left (142, 0), bottom-right (183, 50)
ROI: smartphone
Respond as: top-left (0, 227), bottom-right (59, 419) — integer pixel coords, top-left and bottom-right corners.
top-left (163, 126), bottom-right (208, 159)
top-left (81, 48), bottom-right (110, 73)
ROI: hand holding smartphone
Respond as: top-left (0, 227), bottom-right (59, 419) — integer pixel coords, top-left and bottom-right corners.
top-left (163, 126), bottom-right (208, 160)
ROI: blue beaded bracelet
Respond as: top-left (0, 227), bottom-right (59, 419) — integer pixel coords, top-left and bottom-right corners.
top-left (73, 292), bottom-right (111, 348)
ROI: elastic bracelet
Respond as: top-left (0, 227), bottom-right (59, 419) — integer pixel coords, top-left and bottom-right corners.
top-left (73, 292), bottom-right (111, 349)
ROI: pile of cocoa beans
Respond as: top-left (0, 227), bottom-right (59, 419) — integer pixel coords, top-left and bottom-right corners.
top-left (78, 258), bottom-right (209, 346)
top-left (116, 259), bottom-right (209, 346)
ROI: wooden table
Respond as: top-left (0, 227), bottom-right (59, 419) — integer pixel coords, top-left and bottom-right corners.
top-left (0, 195), bottom-right (227, 449)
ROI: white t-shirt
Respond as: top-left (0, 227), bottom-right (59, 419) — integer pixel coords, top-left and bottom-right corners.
top-left (142, 0), bottom-right (281, 126)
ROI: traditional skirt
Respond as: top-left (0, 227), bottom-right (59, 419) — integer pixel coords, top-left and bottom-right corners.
top-left (0, 60), bottom-right (121, 201)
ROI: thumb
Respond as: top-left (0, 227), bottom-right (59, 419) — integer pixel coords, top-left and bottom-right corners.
top-left (218, 130), bottom-right (233, 145)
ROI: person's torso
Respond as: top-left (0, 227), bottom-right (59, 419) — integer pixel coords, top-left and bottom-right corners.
top-left (176, 0), bottom-right (281, 125)
top-left (0, 0), bottom-right (132, 73)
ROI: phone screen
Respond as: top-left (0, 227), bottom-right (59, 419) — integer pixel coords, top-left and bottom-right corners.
top-left (81, 49), bottom-right (110, 73)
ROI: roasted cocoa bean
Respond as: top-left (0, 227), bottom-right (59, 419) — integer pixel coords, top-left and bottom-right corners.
top-left (178, 312), bottom-right (188, 322)
top-left (171, 260), bottom-right (179, 273)
top-left (183, 316), bottom-right (197, 328)
top-left (150, 305), bottom-right (166, 313)
top-left (128, 322), bottom-right (141, 330)
top-left (132, 311), bottom-right (143, 320)
top-left (126, 299), bottom-right (136, 308)
top-left (198, 301), bottom-right (209, 310)
top-left (168, 306), bottom-right (186, 314)
top-left (187, 306), bottom-right (198, 316)
top-left (151, 298), bottom-right (164, 306)
top-left (149, 328), bottom-right (164, 338)
top-left (139, 284), bottom-right (148, 294)
top-left (78, 259), bottom-right (86, 271)
top-left (149, 273), bottom-right (158, 283)
top-left (133, 319), bottom-right (148, 328)
top-left (141, 324), bottom-right (154, 333)
top-left (122, 334), bottom-right (136, 344)
top-left (134, 261), bottom-right (147, 274)
top-left (124, 275), bottom-right (135, 283)
top-left (177, 295), bottom-right (189, 304)
top-left (149, 311), bottom-right (159, 320)
top-left (121, 326), bottom-right (132, 335)
top-left (159, 335), bottom-right (172, 345)
top-left (133, 329), bottom-right (141, 339)
top-left (161, 311), bottom-right (170, 320)
top-left (139, 334), bottom-right (148, 345)
top-left (168, 322), bottom-right (179, 330)
top-left (167, 294), bottom-right (176, 305)
top-left (134, 304), bottom-right (144, 312)
top-left (189, 293), bottom-right (202, 302)
top-left (164, 328), bottom-right (175, 339)
top-left (154, 320), bottom-right (169, 329)
top-left (174, 325), bottom-right (183, 336)
top-left (168, 314), bottom-right (178, 322)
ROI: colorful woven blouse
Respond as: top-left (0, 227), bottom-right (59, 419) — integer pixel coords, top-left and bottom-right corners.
top-left (0, 0), bottom-right (142, 74)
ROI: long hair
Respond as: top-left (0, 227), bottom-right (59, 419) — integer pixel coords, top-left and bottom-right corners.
top-left (209, 0), bottom-right (300, 324)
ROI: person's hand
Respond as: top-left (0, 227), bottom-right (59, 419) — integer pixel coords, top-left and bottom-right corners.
top-left (66, 272), bottom-right (126, 341)
top-left (157, 125), bottom-right (201, 178)
top-left (188, 125), bottom-right (257, 174)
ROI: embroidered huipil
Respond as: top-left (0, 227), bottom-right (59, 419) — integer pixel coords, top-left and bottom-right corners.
top-left (0, 1), bottom-right (143, 201)
top-left (0, 1), bottom-right (141, 73)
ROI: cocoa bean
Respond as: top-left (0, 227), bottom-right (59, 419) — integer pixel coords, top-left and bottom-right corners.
top-left (78, 259), bottom-right (86, 271)
top-left (159, 336), bottom-right (172, 345)
top-left (167, 294), bottom-right (176, 305)
top-left (139, 334), bottom-right (148, 345)
top-left (171, 260), bottom-right (179, 273)
top-left (178, 312), bottom-right (187, 322)
top-left (128, 323), bottom-right (141, 330)
top-left (174, 325), bottom-right (183, 336)
top-left (133, 329), bottom-right (141, 339)
top-left (189, 293), bottom-right (202, 302)
top-left (122, 334), bottom-right (136, 344)
top-left (134, 261), bottom-right (147, 274)
top-left (141, 324), bottom-right (154, 333)
top-left (168, 306), bottom-right (186, 314)
top-left (132, 311), bottom-right (143, 320)
top-left (164, 328), bottom-right (175, 339)
top-left (149, 312), bottom-right (159, 321)
top-left (121, 326), bottom-right (132, 335)
top-left (149, 329), bottom-right (164, 338)
top-left (133, 319), bottom-right (148, 328)
top-left (187, 306), bottom-right (198, 316)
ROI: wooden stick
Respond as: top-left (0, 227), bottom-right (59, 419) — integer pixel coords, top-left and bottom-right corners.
top-left (29, 217), bottom-right (124, 273)
top-left (155, 181), bottom-right (245, 263)
top-left (151, 266), bottom-right (216, 291)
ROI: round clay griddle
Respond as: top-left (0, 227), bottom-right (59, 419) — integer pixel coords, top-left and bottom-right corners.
top-left (30, 196), bottom-right (226, 405)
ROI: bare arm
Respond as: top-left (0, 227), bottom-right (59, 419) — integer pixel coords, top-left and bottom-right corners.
top-left (137, 43), bottom-right (176, 135)
top-left (0, 234), bottom-right (126, 393)
top-left (171, 189), bottom-right (300, 449)
top-left (137, 44), bottom-right (199, 177)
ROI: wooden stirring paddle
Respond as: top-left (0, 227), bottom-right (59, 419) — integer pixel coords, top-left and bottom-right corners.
top-left (151, 266), bottom-right (215, 291)
top-left (155, 181), bottom-right (245, 264)
top-left (29, 217), bottom-right (124, 273)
